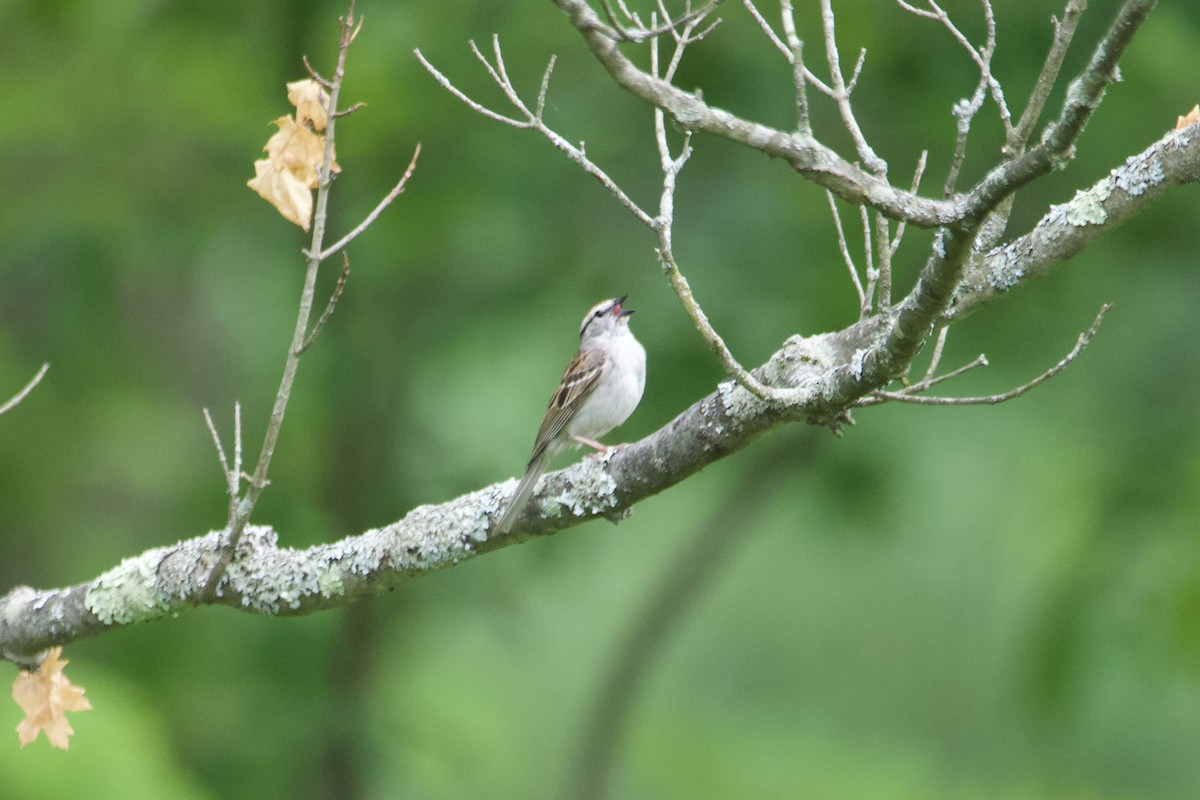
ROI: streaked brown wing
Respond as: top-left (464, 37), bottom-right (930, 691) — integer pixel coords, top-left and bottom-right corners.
top-left (529, 348), bottom-right (605, 461)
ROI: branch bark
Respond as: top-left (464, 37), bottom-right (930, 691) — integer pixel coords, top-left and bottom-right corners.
top-left (2, 0), bottom-right (1192, 663)
top-left (550, 0), bottom-right (961, 226)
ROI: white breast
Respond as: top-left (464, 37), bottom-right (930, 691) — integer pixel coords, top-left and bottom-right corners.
top-left (566, 328), bottom-right (646, 441)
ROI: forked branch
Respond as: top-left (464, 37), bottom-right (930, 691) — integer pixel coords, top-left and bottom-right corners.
top-left (864, 304), bottom-right (1112, 407)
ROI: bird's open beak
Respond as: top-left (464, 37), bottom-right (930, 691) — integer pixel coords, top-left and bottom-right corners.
top-left (614, 295), bottom-right (634, 317)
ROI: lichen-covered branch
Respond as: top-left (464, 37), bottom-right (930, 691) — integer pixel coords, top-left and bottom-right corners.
top-left (950, 124), bottom-right (1200, 319)
top-left (2, 0), bottom-right (1192, 665)
top-left (0, 338), bottom-right (812, 661)
top-left (822, 0), bottom-right (1155, 401)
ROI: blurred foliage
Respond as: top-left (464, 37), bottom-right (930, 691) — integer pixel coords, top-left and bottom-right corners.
top-left (1, 0), bottom-right (1199, 797)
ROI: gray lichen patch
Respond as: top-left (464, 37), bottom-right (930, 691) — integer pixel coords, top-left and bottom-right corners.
top-left (85, 549), bottom-right (174, 625)
top-left (226, 526), bottom-right (348, 614)
top-left (546, 460), bottom-right (621, 519)
top-left (1065, 182), bottom-right (1113, 226)
top-left (1113, 146), bottom-right (1165, 197)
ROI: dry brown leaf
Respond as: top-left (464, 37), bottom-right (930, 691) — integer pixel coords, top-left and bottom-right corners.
top-left (1176, 104), bottom-right (1200, 130)
top-left (248, 113), bottom-right (341, 230)
top-left (264, 115), bottom-right (326, 187)
top-left (13, 647), bottom-right (92, 749)
top-left (248, 157), bottom-right (315, 230)
top-left (287, 78), bottom-right (330, 131)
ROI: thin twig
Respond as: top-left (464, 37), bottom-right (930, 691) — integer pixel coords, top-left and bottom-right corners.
top-left (332, 101), bottom-right (367, 118)
top-left (298, 252), bottom-right (352, 355)
top-left (860, 204), bottom-right (877, 317)
top-left (535, 55), bottom-right (557, 120)
top-left (233, 401), bottom-right (243, 498)
top-left (0, 363), bottom-right (49, 416)
top-left (868, 209), bottom-right (890, 313)
top-left (920, 353), bottom-right (989, 390)
top-left (898, 0), bottom-right (1009, 129)
top-left (202, 408), bottom-right (231, 478)
top-left (779, 0), bottom-right (810, 134)
top-left (897, 1), bottom-right (1007, 194)
top-left (742, 0), bottom-right (789, 57)
top-left (818, 0), bottom-right (886, 175)
top-left (315, 142), bottom-right (421, 261)
top-left (866, 304), bottom-right (1111, 406)
top-left (416, 43), bottom-right (655, 225)
top-left (647, 15), bottom-right (788, 404)
top-left (845, 47), bottom-right (867, 93)
top-left (888, 150), bottom-right (928, 260)
top-left (919, 324), bottom-right (951, 384)
top-left (1009, 0), bottom-right (1086, 153)
top-left (302, 54), bottom-right (333, 89)
top-left (415, 48), bottom-right (526, 127)
top-left (203, 406), bottom-right (240, 519)
top-left (826, 191), bottom-right (866, 311)
top-left (598, 0), bottom-right (721, 43)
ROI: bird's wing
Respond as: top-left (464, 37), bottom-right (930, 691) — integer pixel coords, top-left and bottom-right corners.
top-left (528, 348), bottom-right (605, 462)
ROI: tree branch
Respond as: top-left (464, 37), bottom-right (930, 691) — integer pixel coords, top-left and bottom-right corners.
top-left (824, 0), bottom-right (1156, 403)
top-left (2, 0), bottom-right (1190, 667)
top-left (950, 125), bottom-right (1200, 320)
top-left (868, 304), bottom-right (1110, 406)
top-left (550, 0), bottom-right (961, 226)
top-left (0, 363), bottom-right (49, 416)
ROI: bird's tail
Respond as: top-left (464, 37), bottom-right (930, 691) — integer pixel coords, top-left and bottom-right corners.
top-left (494, 450), bottom-right (552, 534)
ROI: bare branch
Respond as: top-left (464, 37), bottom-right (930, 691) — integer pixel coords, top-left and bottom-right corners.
top-left (779, 0), bottom-right (810, 134)
top-left (919, 325), bottom-right (951, 386)
top-left (552, 0), bottom-right (959, 226)
top-left (897, 0), bottom-right (1010, 130)
top-left (742, 0), bottom-right (789, 58)
top-left (298, 253), bottom-right (352, 355)
top-left (845, 47), bottom-right (867, 94)
top-left (966, 0), bottom-right (1155, 216)
top-left (597, 0), bottom-right (722, 43)
top-left (416, 42), bottom-right (655, 226)
top-left (897, 0), bottom-right (1008, 196)
top-left (0, 363), bottom-right (49, 416)
top-left (535, 55), bottom-right (557, 120)
top-left (414, 48), bottom-right (527, 127)
top-left (202, 408), bottom-right (231, 480)
top-left (204, 1), bottom-right (366, 600)
top-left (818, 0), bottom-right (886, 174)
top-left (869, 304), bottom-right (1110, 406)
top-left (203, 405), bottom-right (241, 520)
top-left (314, 143), bottom-right (421, 261)
top-left (332, 101), bottom-right (367, 118)
top-left (1010, 0), bottom-right (1087, 153)
top-left (826, 191), bottom-right (866, 312)
top-left (951, 125), bottom-right (1199, 321)
top-left (888, 150), bottom-right (928, 261)
top-left (302, 54), bottom-right (333, 90)
top-left (646, 17), bottom-right (784, 403)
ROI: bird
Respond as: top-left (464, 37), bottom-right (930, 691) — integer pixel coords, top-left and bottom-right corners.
top-left (494, 295), bottom-right (646, 534)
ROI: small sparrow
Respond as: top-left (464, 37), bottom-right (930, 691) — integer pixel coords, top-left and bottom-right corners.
top-left (494, 295), bottom-right (647, 533)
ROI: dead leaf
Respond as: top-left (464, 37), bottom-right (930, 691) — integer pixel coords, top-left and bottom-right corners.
top-left (248, 157), bottom-right (315, 230)
top-left (248, 115), bottom-right (340, 230)
top-left (1176, 104), bottom-right (1200, 130)
top-left (13, 647), bottom-right (92, 749)
top-left (287, 79), bottom-right (330, 131)
top-left (264, 115), bottom-right (327, 187)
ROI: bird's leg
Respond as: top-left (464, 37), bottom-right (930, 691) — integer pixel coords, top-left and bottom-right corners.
top-left (572, 434), bottom-right (609, 452)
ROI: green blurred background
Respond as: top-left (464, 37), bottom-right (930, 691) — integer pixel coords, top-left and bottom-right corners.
top-left (2, 0), bottom-right (1199, 797)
